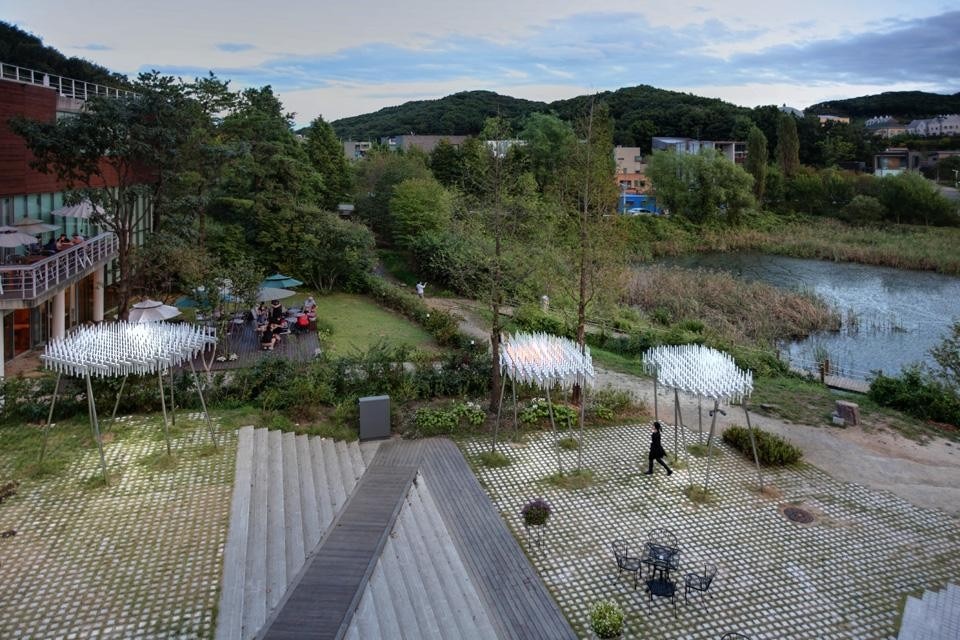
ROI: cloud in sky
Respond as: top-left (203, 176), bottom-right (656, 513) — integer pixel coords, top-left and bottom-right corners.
top-left (74, 43), bottom-right (112, 51)
top-left (2, 1), bottom-right (957, 122)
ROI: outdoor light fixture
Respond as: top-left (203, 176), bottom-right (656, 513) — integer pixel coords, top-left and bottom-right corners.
top-left (40, 322), bottom-right (218, 483)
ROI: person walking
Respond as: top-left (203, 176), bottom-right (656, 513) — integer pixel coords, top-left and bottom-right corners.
top-left (644, 421), bottom-right (672, 476)
top-left (415, 282), bottom-right (427, 299)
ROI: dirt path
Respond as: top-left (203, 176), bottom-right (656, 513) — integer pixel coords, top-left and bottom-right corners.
top-left (427, 296), bottom-right (960, 517)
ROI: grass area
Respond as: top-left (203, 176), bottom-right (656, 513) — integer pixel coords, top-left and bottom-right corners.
top-left (312, 293), bottom-right (438, 355)
top-left (635, 215), bottom-right (960, 275)
top-left (751, 374), bottom-right (950, 441)
top-left (684, 484), bottom-right (716, 504)
top-left (545, 468), bottom-right (595, 490)
top-left (589, 347), bottom-right (647, 377)
top-left (558, 436), bottom-right (580, 450)
top-left (477, 450), bottom-right (511, 468)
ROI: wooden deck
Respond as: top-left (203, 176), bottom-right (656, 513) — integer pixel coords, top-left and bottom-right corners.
top-left (262, 441), bottom-right (419, 639)
top-left (192, 319), bottom-right (320, 372)
top-left (421, 439), bottom-right (577, 640)
top-left (260, 438), bottom-right (575, 640)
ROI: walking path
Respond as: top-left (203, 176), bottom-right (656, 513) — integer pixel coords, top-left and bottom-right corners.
top-left (427, 297), bottom-right (960, 517)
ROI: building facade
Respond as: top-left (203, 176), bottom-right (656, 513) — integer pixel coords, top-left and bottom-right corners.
top-left (651, 137), bottom-right (747, 164)
top-left (0, 64), bottom-right (132, 376)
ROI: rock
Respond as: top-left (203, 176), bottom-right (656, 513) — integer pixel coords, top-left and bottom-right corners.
top-left (759, 403), bottom-right (779, 412)
top-left (835, 400), bottom-right (860, 426)
top-left (831, 414), bottom-right (847, 427)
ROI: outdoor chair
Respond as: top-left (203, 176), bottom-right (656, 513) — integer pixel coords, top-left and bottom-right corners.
top-left (647, 527), bottom-right (678, 550)
top-left (610, 539), bottom-right (643, 589)
top-left (719, 633), bottom-right (752, 639)
top-left (684, 562), bottom-right (718, 604)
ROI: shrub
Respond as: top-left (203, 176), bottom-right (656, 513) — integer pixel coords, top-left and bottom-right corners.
top-left (414, 407), bottom-right (459, 436)
top-left (513, 304), bottom-right (569, 337)
top-left (869, 367), bottom-right (960, 426)
top-left (519, 398), bottom-right (577, 426)
top-left (590, 600), bottom-right (624, 639)
top-left (521, 497), bottom-right (551, 526)
top-left (722, 425), bottom-right (802, 465)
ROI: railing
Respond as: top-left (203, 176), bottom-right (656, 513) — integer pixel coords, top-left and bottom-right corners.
top-left (0, 61), bottom-right (135, 100)
top-left (0, 232), bottom-right (118, 302)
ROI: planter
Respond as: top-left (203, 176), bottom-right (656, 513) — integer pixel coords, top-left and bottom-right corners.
top-left (524, 521), bottom-right (547, 548)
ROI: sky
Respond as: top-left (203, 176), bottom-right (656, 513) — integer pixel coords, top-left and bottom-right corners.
top-left (3, 1), bottom-right (959, 126)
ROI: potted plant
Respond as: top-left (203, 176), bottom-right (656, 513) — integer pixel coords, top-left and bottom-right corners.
top-left (590, 600), bottom-right (624, 639)
top-left (521, 497), bottom-right (551, 547)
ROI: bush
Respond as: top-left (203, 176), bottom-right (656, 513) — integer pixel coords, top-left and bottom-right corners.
top-left (363, 275), bottom-right (467, 348)
top-left (722, 425), bottom-right (802, 465)
top-left (519, 398), bottom-right (577, 426)
top-left (589, 386), bottom-right (634, 421)
top-left (512, 304), bottom-right (569, 337)
top-left (412, 401), bottom-right (488, 437)
top-left (590, 600), bottom-right (624, 639)
top-left (521, 497), bottom-right (551, 526)
top-left (869, 367), bottom-right (960, 426)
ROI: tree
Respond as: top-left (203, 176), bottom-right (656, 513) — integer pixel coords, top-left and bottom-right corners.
top-left (389, 177), bottom-right (454, 247)
top-left (428, 138), bottom-right (463, 187)
top-left (745, 126), bottom-right (768, 204)
top-left (878, 172), bottom-right (958, 226)
top-left (291, 211), bottom-right (376, 292)
top-left (303, 116), bottom-right (352, 209)
top-left (775, 113), bottom-right (801, 177)
top-left (11, 76), bottom-right (194, 317)
top-left (353, 149), bottom-right (431, 239)
top-left (842, 195), bottom-right (886, 225)
top-left (931, 321), bottom-right (960, 394)
top-left (520, 112), bottom-right (576, 192)
top-left (647, 149), bottom-right (755, 224)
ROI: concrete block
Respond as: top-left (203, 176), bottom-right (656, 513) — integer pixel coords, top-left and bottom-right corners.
top-left (836, 400), bottom-right (860, 425)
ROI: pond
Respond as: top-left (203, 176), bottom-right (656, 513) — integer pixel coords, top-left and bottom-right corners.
top-left (658, 253), bottom-right (960, 378)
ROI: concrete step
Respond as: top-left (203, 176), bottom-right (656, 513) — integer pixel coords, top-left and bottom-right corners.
top-left (281, 433), bottom-right (305, 583)
top-left (265, 430), bottom-right (286, 612)
top-left (415, 478), bottom-right (498, 639)
top-left (242, 427), bottom-right (269, 640)
top-left (321, 437), bottom-right (348, 515)
top-left (352, 568), bottom-right (381, 639)
top-left (214, 426), bottom-right (254, 640)
top-left (347, 440), bottom-right (367, 481)
top-left (334, 439), bottom-right (357, 497)
top-left (392, 489), bottom-right (443, 640)
top-left (294, 435), bottom-right (321, 550)
top-left (378, 528), bottom-right (423, 639)
top-left (359, 440), bottom-right (381, 467)
top-left (309, 437), bottom-right (334, 530)
top-left (368, 558), bottom-right (403, 639)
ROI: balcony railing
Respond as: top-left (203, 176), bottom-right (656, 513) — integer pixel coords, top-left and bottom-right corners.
top-left (0, 232), bottom-right (118, 302)
top-left (0, 61), bottom-right (135, 100)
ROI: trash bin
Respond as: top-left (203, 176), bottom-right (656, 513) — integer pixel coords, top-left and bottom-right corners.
top-left (358, 395), bottom-right (390, 441)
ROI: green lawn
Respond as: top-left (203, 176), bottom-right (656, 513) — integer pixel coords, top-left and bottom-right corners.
top-left (308, 292), bottom-right (437, 355)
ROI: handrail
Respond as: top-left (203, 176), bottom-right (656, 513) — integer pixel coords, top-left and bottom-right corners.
top-left (0, 61), bottom-right (135, 100)
top-left (0, 232), bottom-right (118, 301)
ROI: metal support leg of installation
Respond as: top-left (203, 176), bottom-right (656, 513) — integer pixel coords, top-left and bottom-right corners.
top-left (578, 379), bottom-right (586, 471)
top-left (39, 372), bottom-right (62, 463)
top-left (703, 399), bottom-right (720, 493)
top-left (109, 374), bottom-right (129, 426)
top-left (169, 368), bottom-right (176, 427)
top-left (743, 404), bottom-right (765, 491)
top-left (158, 369), bottom-right (172, 456)
top-left (492, 370), bottom-right (507, 453)
top-left (85, 372), bottom-right (109, 483)
top-left (189, 360), bottom-right (218, 448)
top-left (545, 385), bottom-right (564, 475)
top-left (653, 376), bottom-right (659, 422)
top-left (511, 379), bottom-right (519, 441)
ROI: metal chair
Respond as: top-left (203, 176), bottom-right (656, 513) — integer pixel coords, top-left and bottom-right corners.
top-left (684, 562), bottom-right (718, 604)
top-left (610, 539), bottom-right (643, 589)
top-left (719, 634), bottom-right (752, 639)
top-left (647, 527), bottom-right (678, 549)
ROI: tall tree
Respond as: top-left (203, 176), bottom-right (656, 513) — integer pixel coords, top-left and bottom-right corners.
top-left (745, 126), bottom-right (768, 204)
top-left (303, 115), bottom-right (352, 209)
top-left (520, 112), bottom-right (576, 192)
top-left (776, 113), bottom-right (801, 177)
top-left (428, 138), bottom-right (463, 187)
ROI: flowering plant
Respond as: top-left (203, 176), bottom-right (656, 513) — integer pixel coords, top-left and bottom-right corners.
top-left (521, 497), bottom-right (551, 527)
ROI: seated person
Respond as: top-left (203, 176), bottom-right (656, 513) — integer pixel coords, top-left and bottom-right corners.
top-left (42, 237), bottom-right (58, 255)
top-left (269, 299), bottom-right (285, 323)
top-left (303, 295), bottom-right (317, 312)
top-left (71, 232), bottom-right (84, 244)
top-left (56, 233), bottom-right (70, 250)
top-left (260, 327), bottom-right (278, 350)
top-left (255, 307), bottom-right (268, 326)
top-left (295, 313), bottom-right (309, 332)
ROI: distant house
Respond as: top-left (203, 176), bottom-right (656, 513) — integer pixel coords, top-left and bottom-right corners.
top-left (904, 115), bottom-right (960, 137)
top-left (342, 140), bottom-right (372, 160)
top-left (379, 135), bottom-right (468, 154)
top-left (651, 137), bottom-right (746, 164)
top-left (874, 147), bottom-right (923, 177)
top-left (614, 146), bottom-right (644, 174)
top-left (485, 139), bottom-right (525, 158)
top-left (865, 116), bottom-right (906, 138)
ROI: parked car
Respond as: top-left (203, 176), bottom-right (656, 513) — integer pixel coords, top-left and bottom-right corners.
top-left (626, 207), bottom-right (656, 215)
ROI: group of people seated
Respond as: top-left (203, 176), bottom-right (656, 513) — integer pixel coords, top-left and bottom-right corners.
top-left (38, 233), bottom-right (84, 255)
top-left (255, 297), bottom-right (318, 350)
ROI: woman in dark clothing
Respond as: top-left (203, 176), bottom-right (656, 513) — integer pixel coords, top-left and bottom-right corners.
top-left (644, 421), bottom-right (672, 475)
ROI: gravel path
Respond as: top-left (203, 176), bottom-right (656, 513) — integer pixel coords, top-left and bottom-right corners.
top-left (427, 296), bottom-right (960, 516)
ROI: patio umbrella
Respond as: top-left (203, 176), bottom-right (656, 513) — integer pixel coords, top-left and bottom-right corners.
top-left (12, 217), bottom-right (59, 234)
top-left (128, 300), bottom-right (182, 323)
top-left (260, 273), bottom-right (303, 289)
top-left (256, 287), bottom-right (296, 302)
top-left (50, 200), bottom-right (103, 236)
top-left (0, 226), bottom-right (39, 247)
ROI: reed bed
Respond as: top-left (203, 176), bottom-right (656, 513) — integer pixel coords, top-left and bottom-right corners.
top-left (623, 265), bottom-right (841, 344)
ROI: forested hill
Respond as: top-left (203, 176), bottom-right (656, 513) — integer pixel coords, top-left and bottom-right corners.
top-left (330, 91), bottom-right (548, 140)
top-left (806, 91), bottom-right (960, 120)
top-left (331, 84), bottom-right (756, 146)
top-left (0, 21), bottom-right (129, 87)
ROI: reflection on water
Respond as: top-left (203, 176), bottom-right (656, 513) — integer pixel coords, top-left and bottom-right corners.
top-left (658, 253), bottom-right (960, 377)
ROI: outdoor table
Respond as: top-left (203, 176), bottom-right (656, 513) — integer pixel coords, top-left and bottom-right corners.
top-left (642, 543), bottom-right (680, 580)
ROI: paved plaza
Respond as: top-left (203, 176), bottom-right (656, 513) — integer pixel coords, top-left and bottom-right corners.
top-left (462, 423), bottom-right (960, 639)
top-left (0, 415), bottom-right (236, 639)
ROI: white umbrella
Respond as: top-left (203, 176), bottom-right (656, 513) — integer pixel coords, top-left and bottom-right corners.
top-left (256, 287), bottom-right (296, 302)
top-left (0, 226), bottom-right (39, 248)
top-left (12, 217), bottom-right (59, 234)
top-left (50, 200), bottom-right (104, 219)
top-left (128, 300), bottom-right (182, 323)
